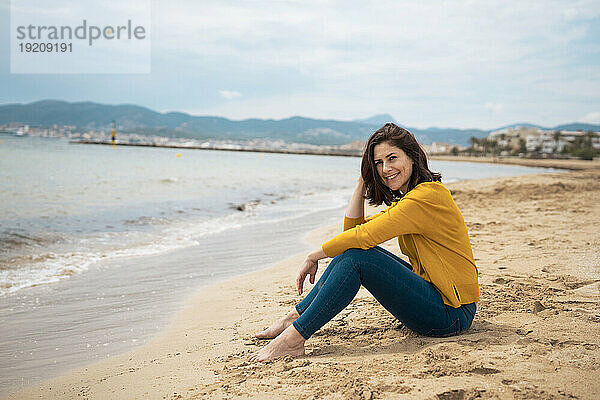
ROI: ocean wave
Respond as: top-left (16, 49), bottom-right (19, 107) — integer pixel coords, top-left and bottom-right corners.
top-left (0, 251), bottom-right (104, 295)
top-left (0, 230), bottom-right (66, 253)
top-left (0, 189), bottom-right (350, 297)
top-left (0, 210), bottom-right (241, 296)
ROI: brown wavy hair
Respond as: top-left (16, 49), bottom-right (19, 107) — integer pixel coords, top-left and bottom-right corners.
top-left (361, 123), bottom-right (442, 206)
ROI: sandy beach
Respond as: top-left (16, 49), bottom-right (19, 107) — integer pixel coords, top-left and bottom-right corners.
top-left (7, 159), bottom-right (600, 400)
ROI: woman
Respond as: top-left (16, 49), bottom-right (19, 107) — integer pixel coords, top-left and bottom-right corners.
top-left (250, 123), bottom-right (479, 362)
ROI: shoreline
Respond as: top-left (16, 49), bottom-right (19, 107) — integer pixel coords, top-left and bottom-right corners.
top-left (429, 155), bottom-right (600, 171)
top-left (0, 199), bottom-right (349, 395)
top-left (7, 162), bottom-right (600, 399)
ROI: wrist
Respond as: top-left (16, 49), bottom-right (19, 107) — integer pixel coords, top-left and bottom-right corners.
top-left (357, 178), bottom-right (366, 192)
top-left (306, 248), bottom-right (325, 262)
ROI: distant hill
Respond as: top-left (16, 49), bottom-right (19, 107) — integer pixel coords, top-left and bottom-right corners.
top-left (0, 100), bottom-right (375, 145)
top-left (352, 114), bottom-right (398, 126)
top-left (2, 100), bottom-right (597, 146)
top-left (409, 127), bottom-right (488, 146)
top-left (491, 122), bottom-right (600, 132)
top-left (552, 123), bottom-right (600, 132)
top-left (493, 123), bottom-right (546, 130)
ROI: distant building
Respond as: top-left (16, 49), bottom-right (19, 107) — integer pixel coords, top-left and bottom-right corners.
top-left (488, 126), bottom-right (539, 151)
top-left (338, 140), bottom-right (365, 151)
top-left (526, 130), bottom-right (600, 154)
top-left (429, 142), bottom-right (450, 154)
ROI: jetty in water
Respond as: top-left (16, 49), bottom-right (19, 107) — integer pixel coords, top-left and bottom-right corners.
top-left (70, 140), bottom-right (362, 157)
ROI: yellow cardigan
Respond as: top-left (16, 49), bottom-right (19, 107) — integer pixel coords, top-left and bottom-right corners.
top-left (322, 181), bottom-right (479, 307)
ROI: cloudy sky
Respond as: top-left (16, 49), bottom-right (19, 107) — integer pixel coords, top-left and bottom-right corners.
top-left (1, 0), bottom-right (599, 129)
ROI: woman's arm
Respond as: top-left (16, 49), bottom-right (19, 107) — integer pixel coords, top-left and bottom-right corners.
top-left (296, 176), bottom-right (365, 295)
top-left (345, 176), bottom-right (366, 219)
top-left (322, 184), bottom-right (440, 258)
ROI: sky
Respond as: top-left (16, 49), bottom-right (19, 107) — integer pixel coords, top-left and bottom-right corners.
top-left (1, 0), bottom-right (599, 129)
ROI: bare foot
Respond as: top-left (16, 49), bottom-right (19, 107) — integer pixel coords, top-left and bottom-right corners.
top-left (249, 325), bottom-right (306, 362)
top-left (255, 308), bottom-right (300, 339)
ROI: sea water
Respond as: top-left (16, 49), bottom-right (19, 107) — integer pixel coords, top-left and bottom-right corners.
top-left (0, 133), bottom-right (557, 393)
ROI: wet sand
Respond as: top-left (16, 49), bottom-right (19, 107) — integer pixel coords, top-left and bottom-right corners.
top-left (7, 160), bottom-right (600, 399)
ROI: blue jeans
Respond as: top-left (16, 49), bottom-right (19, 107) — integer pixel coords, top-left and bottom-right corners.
top-left (293, 246), bottom-right (476, 340)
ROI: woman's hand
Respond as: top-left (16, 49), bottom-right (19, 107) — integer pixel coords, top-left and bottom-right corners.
top-left (296, 257), bottom-right (318, 295)
top-left (296, 248), bottom-right (326, 295)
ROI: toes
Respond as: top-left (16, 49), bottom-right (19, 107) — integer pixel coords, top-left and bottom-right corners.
top-left (256, 327), bottom-right (273, 337)
top-left (255, 329), bottom-right (276, 339)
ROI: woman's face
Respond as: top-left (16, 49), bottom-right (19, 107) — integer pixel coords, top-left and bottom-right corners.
top-left (373, 141), bottom-right (413, 193)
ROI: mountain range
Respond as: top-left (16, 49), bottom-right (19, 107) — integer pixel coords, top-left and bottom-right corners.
top-left (1, 100), bottom-right (598, 146)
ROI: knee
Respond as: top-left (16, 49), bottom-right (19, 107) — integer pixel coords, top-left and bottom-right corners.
top-left (339, 248), bottom-right (369, 259)
top-left (340, 248), bottom-right (382, 265)
top-left (332, 248), bottom-right (370, 271)
top-left (330, 249), bottom-right (363, 265)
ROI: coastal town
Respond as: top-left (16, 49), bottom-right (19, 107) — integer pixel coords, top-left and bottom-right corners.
top-left (2, 122), bottom-right (599, 159)
top-left (472, 126), bottom-right (600, 160)
top-left (425, 126), bottom-right (600, 160)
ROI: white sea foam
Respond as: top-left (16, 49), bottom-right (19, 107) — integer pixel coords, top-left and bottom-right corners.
top-left (0, 189), bottom-right (349, 296)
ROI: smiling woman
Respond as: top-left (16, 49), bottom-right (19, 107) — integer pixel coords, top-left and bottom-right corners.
top-left (362, 124), bottom-right (442, 205)
top-left (373, 142), bottom-right (413, 192)
top-left (251, 123), bottom-right (479, 362)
